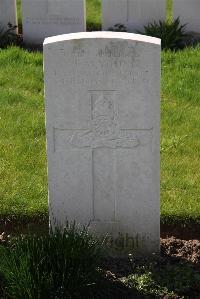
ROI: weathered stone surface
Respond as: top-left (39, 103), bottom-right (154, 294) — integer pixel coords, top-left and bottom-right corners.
top-left (174, 0), bottom-right (200, 33)
top-left (22, 0), bottom-right (86, 45)
top-left (0, 0), bottom-right (17, 32)
top-left (44, 32), bottom-right (160, 256)
top-left (102, 0), bottom-right (166, 33)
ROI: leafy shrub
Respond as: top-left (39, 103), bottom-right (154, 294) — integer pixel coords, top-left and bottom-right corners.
top-left (0, 23), bottom-right (19, 48)
top-left (0, 224), bottom-right (103, 299)
top-left (140, 18), bottom-right (187, 50)
top-left (109, 23), bottom-right (127, 32)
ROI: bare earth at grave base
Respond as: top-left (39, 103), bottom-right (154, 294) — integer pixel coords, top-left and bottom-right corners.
top-left (0, 232), bottom-right (200, 298)
top-left (100, 238), bottom-right (200, 298)
top-left (101, 238), bottom-right (200, 276)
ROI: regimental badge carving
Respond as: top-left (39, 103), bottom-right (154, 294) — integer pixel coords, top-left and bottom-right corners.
top-left (53, 90), bottom-right (153, 152)
top-left (91, 93), bottom-right (114, 120)
top-left (69, 90), bottom-right (140, 149)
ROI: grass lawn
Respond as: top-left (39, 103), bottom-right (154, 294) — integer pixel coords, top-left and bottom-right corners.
top-left (0, 46), bottom-right (200, 225)
top-left (0, 48), bottom-right (47, 218)
top-left (0, 1), bottom-right (199, 226)
top-left (161, 48), bottom-right (200, 224)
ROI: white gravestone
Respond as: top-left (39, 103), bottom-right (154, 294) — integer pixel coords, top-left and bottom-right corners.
top-left (22, 0), bottom-right (86, 45)
top-left (0, 0), bottom-right (17, 32)
top-left (174, 0), bottom-right (200, 33)
top-left (44, 32), bottom-right (160, 256)
top-left (102, 0), bottom-right (166, 33)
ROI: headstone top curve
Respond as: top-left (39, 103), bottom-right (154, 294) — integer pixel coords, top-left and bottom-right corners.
top-left (43, 31), bottom-right (161, 46)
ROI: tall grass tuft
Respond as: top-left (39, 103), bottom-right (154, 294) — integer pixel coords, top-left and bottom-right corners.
top-left (0, 224), bottom-right (103, 299)
top-left (0, 23), bottom-right (19, 48)
top-left (141, 18), bottom-right (187, 50)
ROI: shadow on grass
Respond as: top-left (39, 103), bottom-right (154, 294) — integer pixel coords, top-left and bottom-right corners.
top-left (1, 215), bottom-right (200, 239)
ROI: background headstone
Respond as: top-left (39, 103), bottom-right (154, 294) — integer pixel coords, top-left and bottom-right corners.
top-left (22, 0), bottom-right (86, 45)
top-left (44, 32), bottom-right (160, 256)
top-left (174, 0), bottom-right (200, 33)
top-left (102, 0), bottom-right (166, 32)
top-left (0, 0), bottom-right (17, 32)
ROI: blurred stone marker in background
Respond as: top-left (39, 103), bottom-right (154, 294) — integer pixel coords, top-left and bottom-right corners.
top-left (22, 0), bottom-right (86, 45)
top-left (102, 0), bottom-right (166, 33)
top-left (174, 0), bottom-right (200, 33)
top-left (0, 0), bottom-right (17, 33)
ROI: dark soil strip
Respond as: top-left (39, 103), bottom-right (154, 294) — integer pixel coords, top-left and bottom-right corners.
top-left (1, 216), bottom-right (200, 240)
top-left (0, 216), bottom-right (49, 235)
top-left (161, 222), bottom-right (200, 240)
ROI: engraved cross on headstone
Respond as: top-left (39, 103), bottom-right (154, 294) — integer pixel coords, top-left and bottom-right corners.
top-left (54, 90), bottom-right (153, 223)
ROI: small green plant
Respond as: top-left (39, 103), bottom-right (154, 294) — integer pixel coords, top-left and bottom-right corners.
top-left (0, 224), bottom-right (103, 299)
top-left (0, 22), bottom-right (18, 48)
top-left (140, 18), bottom-right (187, 50)
top-left (108, 23), bottom-right (127, 32)
top-left (121, 262), bottom-right (200, 297)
